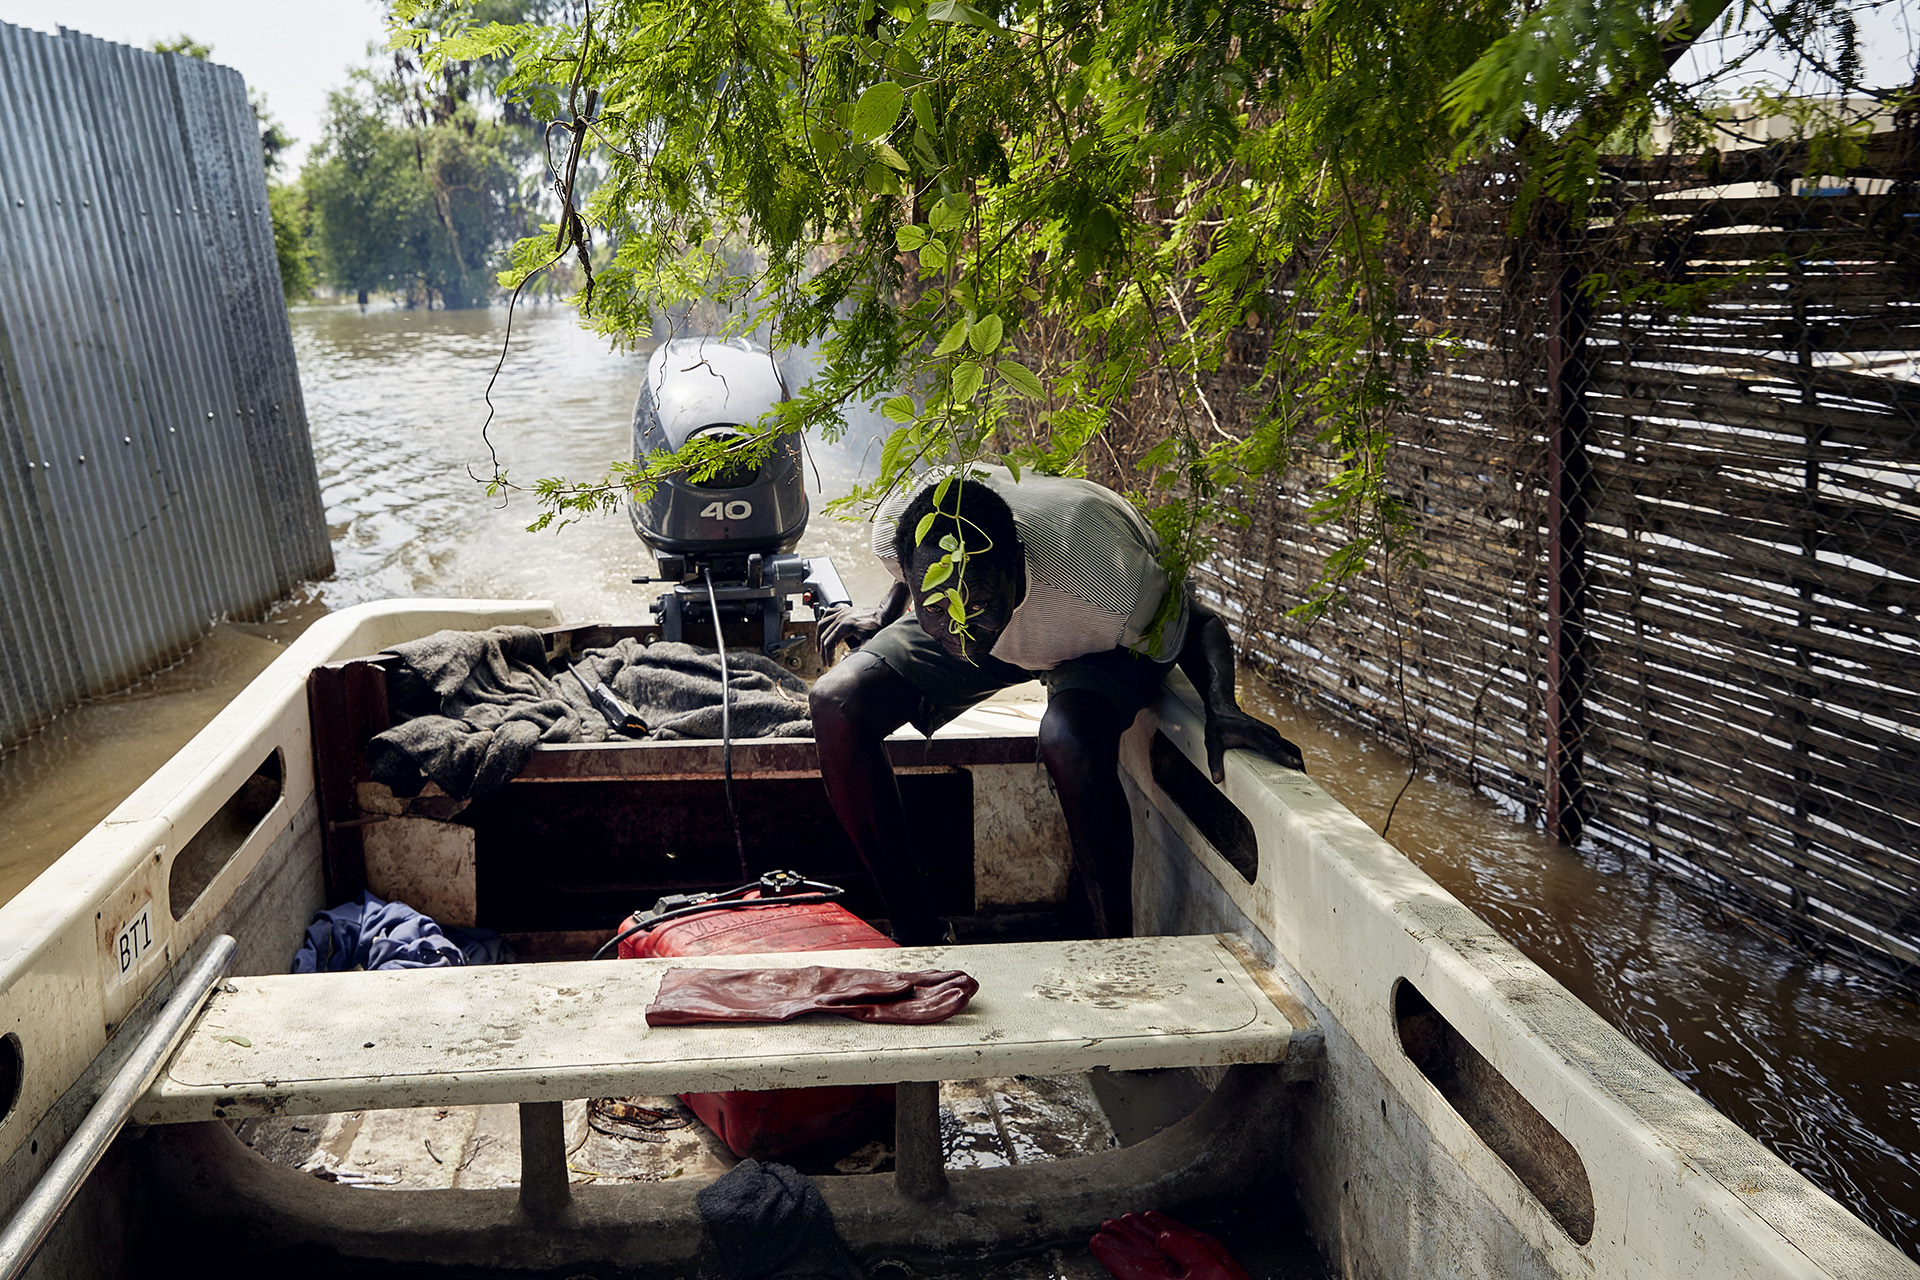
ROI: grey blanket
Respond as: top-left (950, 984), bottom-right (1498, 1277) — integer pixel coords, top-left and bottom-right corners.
top-left (367, 626), bottom-right (812, 800)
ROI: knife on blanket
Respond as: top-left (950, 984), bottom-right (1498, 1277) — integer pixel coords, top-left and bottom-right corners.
top-left (567, 664), bottom-right (650, 737)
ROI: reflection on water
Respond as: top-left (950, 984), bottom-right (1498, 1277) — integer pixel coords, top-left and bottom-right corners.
top-left (296, 304), bottom-right (895, 618)
top-left (0, 304), bottom-right (1913, 1258)
top-left (1240, 683), bottom-right (1920, 1257)
top-left (0, 621), bottom-right (299, 901)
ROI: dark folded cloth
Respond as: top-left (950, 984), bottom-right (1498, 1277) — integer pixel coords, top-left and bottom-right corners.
top-left (696, 1159), bottom-right (860, 1280)
top-left (367, 627), bottom-right (813, 801)
top-left (645, 965), bottom-right (978, 1026)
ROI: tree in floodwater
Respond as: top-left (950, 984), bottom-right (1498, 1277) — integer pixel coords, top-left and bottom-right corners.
top-left (396, 0), bottom-right (1894, 613)
top-left (301, 56), bottom-right (534, 308)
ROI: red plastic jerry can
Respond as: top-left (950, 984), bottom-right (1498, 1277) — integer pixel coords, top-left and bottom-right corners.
top-left (618, 892), bottom-right (898, 1160)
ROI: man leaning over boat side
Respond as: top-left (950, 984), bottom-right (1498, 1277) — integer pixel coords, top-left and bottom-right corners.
top-left (810, 464), bottom-right (1304, 944)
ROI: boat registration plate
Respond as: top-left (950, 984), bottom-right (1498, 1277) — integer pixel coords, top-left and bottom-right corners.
top-left (111, 903), bottom-right (157, 983)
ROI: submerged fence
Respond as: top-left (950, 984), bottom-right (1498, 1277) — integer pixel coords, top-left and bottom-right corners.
top-left (0, 24), bottom-right (331, 750)
top-left (1190, 131), bottom-right (1920, 987)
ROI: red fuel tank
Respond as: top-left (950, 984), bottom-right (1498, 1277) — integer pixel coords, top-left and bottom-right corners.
top-left (619, 894), bottom-right (897, 1160)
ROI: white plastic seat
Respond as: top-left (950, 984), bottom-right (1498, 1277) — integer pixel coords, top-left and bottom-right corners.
top-left (135, 934), bottom-right (1316, 1125)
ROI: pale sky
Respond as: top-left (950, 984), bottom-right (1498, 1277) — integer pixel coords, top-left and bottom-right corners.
top-left (1673, 2), bottom-right (1916, 97)
top-left (0, 1), bottom-right (389, 170)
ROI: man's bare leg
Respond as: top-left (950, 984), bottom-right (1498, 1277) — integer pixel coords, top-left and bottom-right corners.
top-left (809, 651), bottom-right (946, 945)
top-left (1038, 688), bottom-right (1135, 938)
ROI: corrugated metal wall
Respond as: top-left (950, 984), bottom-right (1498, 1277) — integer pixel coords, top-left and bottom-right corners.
top-left (0, 23), bottom-right (331, 749)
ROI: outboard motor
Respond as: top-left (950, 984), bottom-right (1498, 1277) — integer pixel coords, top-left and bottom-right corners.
top-left (630, 338), bottom-right (851, 657)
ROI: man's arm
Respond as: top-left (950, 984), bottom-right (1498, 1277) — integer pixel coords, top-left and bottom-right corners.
top-left (1175, 594), bottom-right (1305, 782)
top-left (819, 579), bottom-right (911, 663)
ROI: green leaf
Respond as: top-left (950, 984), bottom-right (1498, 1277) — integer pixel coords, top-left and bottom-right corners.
top-left (939, 533), bottom-right (960, 552)
top-left (928, 195), bottom-right (967, 231)
top-left (1068, 134), bottom-right (1095, 165)
top-left (945, 593), bottom-right (967, 626)
top-left (920, 239), bottom-right (949, 270)
top-left (920, 558), bottom-right (953, 590)
top-left (909, 87), bottom-right (937, 134)
top-left (996, 359), bottom-right (1045, 398)
top-left (932, 474), bottom-right (953, 509)
top-left (914, 512), bottom-right (937, 545)
top-left (872, 141), bottom-right (910, 171)
top-left (863, 162), bottom-right (903, 194)
top-left (1005, 455), bottom-right (1022, 481)
top-left (932, 318), bottom-right (969, 355)
top-left (968, 314), bottom-right (1004, 354)
top-left (882, 394), bottom-right (917, 423)
top-left (952, 360), bottom-right (985, 402)
top-left (879, 425), bottom-right (911, 479)
top-left (895, 224), bottom-right (929, 251)
top-left (1067, 34), bottom-right (1095, 65)
top-left (851, 82), bottom-right (906, 143)
top-left (912, 128), bottom-right (941, 169)
top-left (807, 124), bottom-right (845, 161)
top-left (1063, 73), bottom-right (1087, 114)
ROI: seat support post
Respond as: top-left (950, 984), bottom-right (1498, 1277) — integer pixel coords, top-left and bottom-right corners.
top-left (519, 1100), bottom-right (570, 1221)
top-left (894, 1080), bottom-right (947, 1201)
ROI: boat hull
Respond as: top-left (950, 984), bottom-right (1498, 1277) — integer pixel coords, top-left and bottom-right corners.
top-left (0, 599), bottom-right (1907, 1279)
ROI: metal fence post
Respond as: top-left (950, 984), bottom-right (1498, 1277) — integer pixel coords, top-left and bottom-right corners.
top-left (1544, 218), bottom-right (1591, 848)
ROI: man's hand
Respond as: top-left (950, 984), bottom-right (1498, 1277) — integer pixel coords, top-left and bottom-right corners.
top-left (1090, 1212), bottom-right (1253, 1280)
top-left (1205, 706), bottom-right (1304, 782)
top-left (818, 581), bottom-right (911, 664)
top-left (818, 604), bottom-right (890, 662)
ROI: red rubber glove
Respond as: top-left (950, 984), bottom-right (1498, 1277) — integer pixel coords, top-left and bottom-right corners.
top-left (1090, 1212), bottom-right (1253, 1280)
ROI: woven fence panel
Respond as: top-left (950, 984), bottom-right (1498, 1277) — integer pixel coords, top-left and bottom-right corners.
top-left (1181, 138), bottom-right (1919, 984)
top-left (1577, 139), bottom-right (1920, 977)
top-left (1192, 163), bottom-right (1556, 816)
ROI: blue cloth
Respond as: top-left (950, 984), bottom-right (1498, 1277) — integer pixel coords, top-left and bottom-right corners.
top-left (292, 892), bottom-right (506, 973)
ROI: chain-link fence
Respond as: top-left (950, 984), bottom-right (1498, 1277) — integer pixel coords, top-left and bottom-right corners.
top-left (1194, 160), bottom-right (1557, 822)
top-left (1185, 127), bottom-right (1919, 989)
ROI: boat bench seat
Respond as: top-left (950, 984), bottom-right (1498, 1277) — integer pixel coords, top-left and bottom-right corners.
top-left (134, 934), bottom-right (1319, 1125)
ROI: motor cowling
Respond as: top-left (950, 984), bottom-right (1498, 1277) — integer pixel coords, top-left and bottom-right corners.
top-left (628, 339), bottom-right (807, 561)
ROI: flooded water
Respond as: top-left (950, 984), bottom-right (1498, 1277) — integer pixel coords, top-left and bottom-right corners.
top-left (0, 304), bottom-right (1914, 1259)
top-left (295, 303), bottom-right (895, 618)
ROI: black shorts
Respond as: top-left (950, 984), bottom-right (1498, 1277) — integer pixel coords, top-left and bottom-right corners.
top-left (859, 615), bottom-right (1176, 734)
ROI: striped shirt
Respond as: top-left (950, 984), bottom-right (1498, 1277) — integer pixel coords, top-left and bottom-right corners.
top-left (872, 466), bottom-right (1190, 670)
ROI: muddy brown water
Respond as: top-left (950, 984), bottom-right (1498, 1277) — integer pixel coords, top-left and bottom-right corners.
top-left (0, 304), bottom-right (1913, 1259)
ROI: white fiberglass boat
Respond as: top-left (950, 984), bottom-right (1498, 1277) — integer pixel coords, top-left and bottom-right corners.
top-left (0, 598), bottom-right (1908, 1280)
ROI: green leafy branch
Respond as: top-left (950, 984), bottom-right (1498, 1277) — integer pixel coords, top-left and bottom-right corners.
top-left (394, 0), bottom-right (1885, 619)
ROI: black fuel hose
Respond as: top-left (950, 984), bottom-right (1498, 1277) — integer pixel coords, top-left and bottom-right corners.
top-left (590, 880), bottom-right (845, 961)
top-left (705, 568), bottom-right (750, 881)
